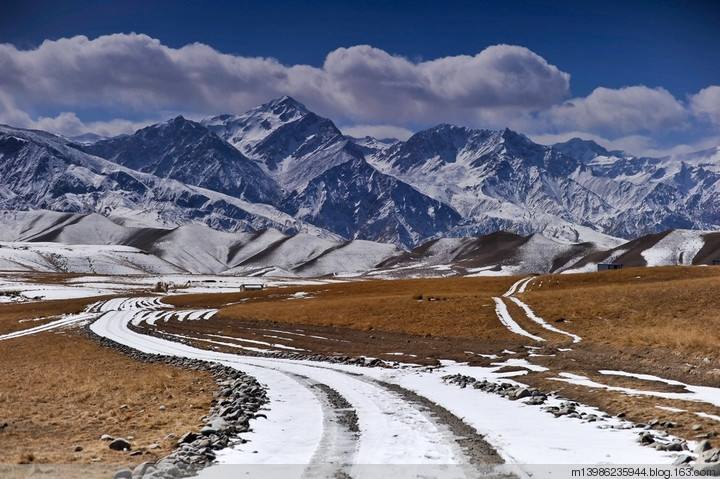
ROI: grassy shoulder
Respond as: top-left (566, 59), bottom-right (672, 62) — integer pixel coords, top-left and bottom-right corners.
top-left (0, 330), bottom-right (215, 465)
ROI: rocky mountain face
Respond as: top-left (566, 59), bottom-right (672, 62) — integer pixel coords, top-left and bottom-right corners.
top-left (202, 96), bottom-right (352, 192)
top-left (1, 95), bottom-right (719, 249)
top-left (369, 125), bottom-right (720, 243)
top-left (0, 124), bottom-right (329, 237)
top-left (283, 157), bottom-right (461, 247)
top-left (82, 116), bottom-right (280, 203)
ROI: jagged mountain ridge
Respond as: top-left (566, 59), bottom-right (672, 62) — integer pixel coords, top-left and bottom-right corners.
top-left (82, 116), bottom-right (280, 203)
top-left (368, 123), bottom-right (720, 242)
top-left (1, 95), bottom-right (719, 248)
top-left (0, 124), bottom-right (331, 238)
top-left (77, 98), bottom-right (462, 247)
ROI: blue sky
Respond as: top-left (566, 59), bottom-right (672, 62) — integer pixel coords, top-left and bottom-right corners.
top-left (1, 0), bottom-right (719, 155)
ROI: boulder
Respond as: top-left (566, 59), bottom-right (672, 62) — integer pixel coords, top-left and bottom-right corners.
top-left (177, 431), bottom-right (198, 446)
top-left (201, 417), bottom-right (228, 436)
top-left (514, 388), bottom-right (531, 400)
top-left (672, 454), bottom-right (692, 466)
top-left (109, 438), bottom-right (132, 451)
top-left (132, 461), bottom-right (155, 478)
top-left (696, 439), bottom-right (712, 455)
top-left (703, 448), bottom-right (720, 463)
top-left (113, 468), bottom-right (132, 479)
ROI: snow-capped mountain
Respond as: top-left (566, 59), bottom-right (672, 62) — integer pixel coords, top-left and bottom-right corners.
top-left (201, 96), bottom-right (462, 246)
top-left (1, 96), bottom-right (719, 250)
top-left (554, 141), bottom-right (720, 238)
top-left (367, 125), bottom-right (616, 243)
top-left (202, 96), bottom-right (352, 192)
top-left (0, 124), bottom-right (329, 237)
top-left (367, 124), bottom-right (720, 243)
top-left (82, 116), bottom-right (280, 203)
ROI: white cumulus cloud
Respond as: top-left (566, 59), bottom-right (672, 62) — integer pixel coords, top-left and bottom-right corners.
top-left (0, 34), bottom-right (571, 128)
top-left (691, 86), bottom-right (720, 125)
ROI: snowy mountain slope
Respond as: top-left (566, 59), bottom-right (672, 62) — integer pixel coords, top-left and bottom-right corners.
top-left (365, 123), bottom-right (720, 244)
top-left (203, 97), bottom-right (463, 248)
top-left (554, 140), bottom-right (720, 238)
top-left (563, 229), bottom-right (720, 273)
top-left (141, 224), bottom-right (255, 274)
top-left (3, 96), bottom-right (720, 250)
top-left (367, 126), bottom-right (616, 244)
top-left (227, 232), bottom-right (338, 273)
top-left (292, 240), bottom-right (401, 277)
top-left (82, 116), bottom-right (280, 203)
top-left (0, 241), bottom-right (184, 274)
top-left (378, 231), bottom-right (603, 275)
top-left (0, 210), bottom-right (141, 244)
top-left (3, 209), bottom-right (719, 276)
top-left (0, 125), bottom-right (331, 239)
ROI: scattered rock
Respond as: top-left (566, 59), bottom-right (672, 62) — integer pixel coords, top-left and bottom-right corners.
top-left (201, 417), bottom-right (228, 436)
top-left (159, 405), bottom-right (166, 411)
top-left (703, 448), bottom-right (720, 463)
top-left (513, 388), bottom-right (531, 400)
top-left (73, 445), bottom-right (83, 452)
top-left (639, 432), bottom-right (655, 445)
top-left (693, 424), bottom-right (704, 431)
top-left (101, 434), bottom-right (114, 441)
top-left (87, 329), bottom-right (270, 479)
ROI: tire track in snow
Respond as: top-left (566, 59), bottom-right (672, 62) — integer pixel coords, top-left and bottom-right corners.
top-left (492, 297), bottom-right (545, 342)
top-left (507, 297), bottom-right (582, 343)
top-left (494, 277), bottom-right (580, 343)
top-left (0, 312), bottom-right (98, 341)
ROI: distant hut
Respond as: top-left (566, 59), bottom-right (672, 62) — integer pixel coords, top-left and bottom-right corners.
top-left (241, 283), bottom-right (265, 291)
top-left (597, 263), bottom-right (623, 271)
top-left (712, 259), bottom-right (720, 266)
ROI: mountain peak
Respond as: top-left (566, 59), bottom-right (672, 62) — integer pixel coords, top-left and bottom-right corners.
top-left (552, 137), bottom-right (617, 163)
top-left (260, 95), bottom-right (309, 115)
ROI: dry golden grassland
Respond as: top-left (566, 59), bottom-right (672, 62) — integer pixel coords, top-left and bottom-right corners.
top-left (0, 296), bottom-right (113, 335)
top-left (0, 330), bottom-right (215, 465)
top-left (168, 276), bottom-right (521, 340)
top-left (521, 266), bottom-right (720, 354)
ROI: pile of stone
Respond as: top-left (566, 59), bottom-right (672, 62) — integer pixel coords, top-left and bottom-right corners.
top-left (129, 365), bottom-right (268, 479)
top-left (441, 373), bottom-right (701, 463)
top-left (684, 439), bottom-right (720, 470)
top-left (86, 332), bottom-right (269, 479)
top-left (441, 374), bottom-right (547, 404)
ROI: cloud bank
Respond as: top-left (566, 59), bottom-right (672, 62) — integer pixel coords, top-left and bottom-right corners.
top-left (0, 33), bottom-right (717, 155)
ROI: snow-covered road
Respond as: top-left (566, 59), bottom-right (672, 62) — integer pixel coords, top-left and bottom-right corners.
top-left (84, 295), bottom-right (674, 472)
top-left (89, 299), bottom-right (493, 477)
